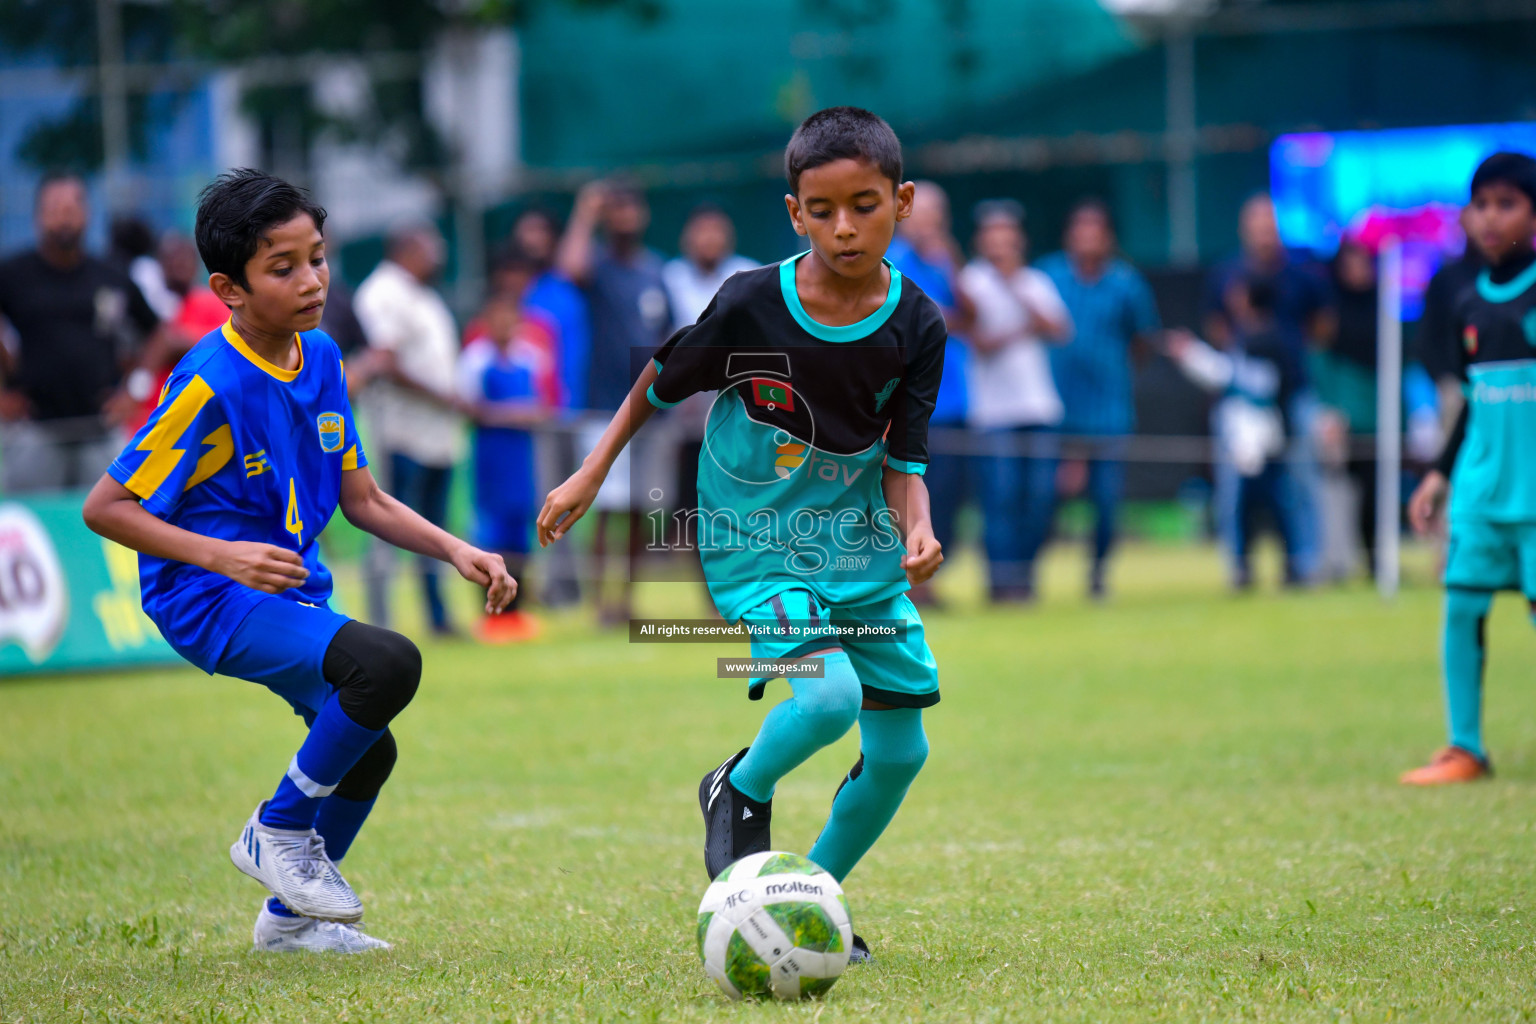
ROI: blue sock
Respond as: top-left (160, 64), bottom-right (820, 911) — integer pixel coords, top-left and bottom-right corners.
top-left (265, 896), bottom-right (300, 918)
top-left (261, 692), bottom-right (385, 831)
top-left (315, 795), bottom-right (377, 863)
top-left (808, 707), bottom-right (929, 882)
top-left (729, 652), bottom-right (863, 804)
top-left (1443, 588), bottom-right (1492, 760)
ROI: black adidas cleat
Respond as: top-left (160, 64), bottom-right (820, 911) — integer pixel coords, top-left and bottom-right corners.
top-left (699, 748), bottom-right (772, 880)
top-left (848, 933), bottom-right (872, 965)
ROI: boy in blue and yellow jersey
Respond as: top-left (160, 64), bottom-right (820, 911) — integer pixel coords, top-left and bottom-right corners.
top-left (539, 108), bottom-right (946, 964)
top-left (83, 170), bottom-right (515, 952)
top-left (1401, 152), bottom-right (1536, 786)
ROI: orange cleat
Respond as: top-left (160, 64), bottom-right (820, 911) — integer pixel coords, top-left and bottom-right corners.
top-left (475, 610), bottom-right (543, 645)
top-left (1399, 745), bottom-right (1492, 786)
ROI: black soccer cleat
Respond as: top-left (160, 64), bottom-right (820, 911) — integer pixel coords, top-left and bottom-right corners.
top-left (699, 748), bottom-right (772, 880)
top-left (848, 933), bottom-right (872, 965)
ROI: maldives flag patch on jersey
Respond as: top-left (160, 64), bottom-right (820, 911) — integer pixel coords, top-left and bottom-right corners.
top-left (751, 377), bottom-right (795, 411)
top-left (1464, 324), bottom-right (1479, 355)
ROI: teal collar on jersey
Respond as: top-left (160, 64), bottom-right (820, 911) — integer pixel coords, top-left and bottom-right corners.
top-left (779, 251), bottom-right (903, 342)
top-left (1476, 258), bottom-right (1536, 304)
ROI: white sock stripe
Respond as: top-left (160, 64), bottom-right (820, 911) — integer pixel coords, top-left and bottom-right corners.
top-left (286, 757), bottom-right (338, 799)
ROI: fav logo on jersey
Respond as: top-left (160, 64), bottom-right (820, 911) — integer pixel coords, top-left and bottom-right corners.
top-left (1464, 325), bottom-right (1479, 355)
top-left (874, 377), bottom-right (901, 413)
top-left (316, 412), bottom-right (345, 453)
top-left (752, 378), bottom-right (795, 411)
top-left (774, 440), bottom-right (807, 479)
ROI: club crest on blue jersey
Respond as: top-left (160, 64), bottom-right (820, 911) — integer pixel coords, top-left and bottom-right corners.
top-left (316, 412), bottom-right (345, 453)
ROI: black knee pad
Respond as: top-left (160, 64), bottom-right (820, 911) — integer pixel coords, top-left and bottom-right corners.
top-left (333, 731), bottom-right (398, 802)
top-left (322, 621), bottom-right (422, 730)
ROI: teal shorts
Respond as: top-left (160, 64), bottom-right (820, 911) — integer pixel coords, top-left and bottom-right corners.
top-left (1444, 519), bottom-right (1536, 596)
top-left (739, 588), bottom-right (939, 709)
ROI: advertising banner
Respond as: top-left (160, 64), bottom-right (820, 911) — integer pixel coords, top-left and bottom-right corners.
top-left (0, 493), bottom-right (179, 675)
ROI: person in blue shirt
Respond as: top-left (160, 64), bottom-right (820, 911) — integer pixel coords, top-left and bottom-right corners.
top-left (1202, 193), bottom-right (1335, 582)
top-left (510, 208), bottom-right (591, 412)
top-left (1401, 152), bottom-right (1536, 787)
top-left (886, 181), bottom-right (972, 603)
top-left (460, 278), bottom-right (556, 643)
top-left (1037, 199), bottom-right (1162, 599)
top-left (82, 170), bottom-right (515, 954)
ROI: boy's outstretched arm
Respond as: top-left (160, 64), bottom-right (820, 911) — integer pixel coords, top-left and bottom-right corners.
top-left (338, 466), bottom-right (516, 614)
top-left (537, 359), bottom-right (660, 547)
top-left (882, 466), bottom-right (943, 586)
top-left (83, 475), bottom-right (311, 594)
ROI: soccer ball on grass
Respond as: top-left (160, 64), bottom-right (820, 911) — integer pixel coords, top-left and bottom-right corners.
top-left (696, 851), bottom-right (852, 1001)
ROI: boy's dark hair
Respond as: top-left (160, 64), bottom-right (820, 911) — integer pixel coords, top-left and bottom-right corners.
top-left (195, 168), bottom-right (327, 289)
top-left (35, 171), bottom-right (85, 208)
top-left (1243, 274), bottom-right (1278, 315)
top-left (784, 106), bottom-right (903, 195)
top-left (1067, 196), bottom-right (1116, 235)
top-left (1470, 151), bottom-right (1536, 208)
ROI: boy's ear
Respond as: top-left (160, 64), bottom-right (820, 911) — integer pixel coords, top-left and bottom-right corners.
top-left (894, 181), bottom-right (916, 222)
top-left (784, 194), bottom-right (808, 238)
top-left (208, 271), bottom-right (245, 311)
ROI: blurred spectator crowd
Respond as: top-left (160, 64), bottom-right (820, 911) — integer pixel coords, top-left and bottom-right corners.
top-left (0, 172), bottom-right (1461, 640)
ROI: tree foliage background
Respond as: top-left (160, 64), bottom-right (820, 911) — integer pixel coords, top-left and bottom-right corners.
top-left (0, 0), bottom-right (658, 175)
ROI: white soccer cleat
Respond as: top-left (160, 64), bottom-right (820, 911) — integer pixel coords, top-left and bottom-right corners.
top-left (252, 902), bottom-right (392, 953)
top-left (229, 802), bottom-right (363, 923)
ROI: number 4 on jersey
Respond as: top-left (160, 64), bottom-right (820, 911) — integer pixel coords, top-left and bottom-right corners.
top-left (285, 477), bottom-right (304, 544)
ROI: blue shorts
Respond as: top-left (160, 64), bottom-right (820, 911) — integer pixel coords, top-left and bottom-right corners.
top-left (476, 507), bottom-right (533, 555)
top-left (215, 595), bottom-right (351, 718)
top-left (1444, 519), bottom-right (1536, 596)
top-left (741, 588), bottom-right (939, 709)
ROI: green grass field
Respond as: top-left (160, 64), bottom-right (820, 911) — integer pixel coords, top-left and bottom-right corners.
top-left (4, 543), bottom-right (1536, 1023)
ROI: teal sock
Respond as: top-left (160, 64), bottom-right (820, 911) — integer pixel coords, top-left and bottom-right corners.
top-left (1443, 587), bottom-right (1492, 760)
top-left (808, 707), bottom-right (929, 882)
top-left (729, 651), bottom-right (862, 804)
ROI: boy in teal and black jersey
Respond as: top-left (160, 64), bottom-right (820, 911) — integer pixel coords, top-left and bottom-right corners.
top-left (1402, 151), bottom-right (1536, 786)
top-left (539, 107), bottom-right (946, 963)
top-left (83, 170), bottom-right (515, 951)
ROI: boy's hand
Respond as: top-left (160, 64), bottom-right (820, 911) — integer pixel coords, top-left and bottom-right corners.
top-left (1408, 470), bottom-right (1449, 537)
top-left (901, 525), bottom-right (944, 586)
top-left (537, 469), bottom-right (602, 547)
top-left (450, 544), bottom-right (517, 613)
top-left (209, 541), bottom-right (309, 594)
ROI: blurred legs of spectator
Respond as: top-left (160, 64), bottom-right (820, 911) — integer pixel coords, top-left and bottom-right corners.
top-left (389, 452), bottom-right (455, 636)
top-left (2, 422), bottom-right (122, 493)
top-left (1284, 392), bottom-right (1324, 582)
top-left (363, 450), bottom-right (394, 629)
top-left (980, 426), bottom-right (1056, 602)
top-left (1233, 463), bottom-right (1300, 588)
top-left (912, 427), bottom-right (970, 607)
top-left (1346, 456), bottom-right (1378, 576)
top-left (1083, 441), bottom-right (1126, 598)
top-left (537, 428), bottom-right (582, 607)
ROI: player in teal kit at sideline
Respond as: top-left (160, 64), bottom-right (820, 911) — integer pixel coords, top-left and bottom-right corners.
top-left (1401, 152), bottom-right (1536, 786)
top-left (83, 170), bottom-right (515, 952)
top-left (538, 108), bottom-right (947, 963)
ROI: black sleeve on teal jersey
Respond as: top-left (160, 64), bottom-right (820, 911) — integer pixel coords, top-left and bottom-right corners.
top-left (647, 289), bottom-right (733, 409)
top-left (884, 298), bottom-right (947, 474)
top-left (1435, 402), bottom-right (1468, 477)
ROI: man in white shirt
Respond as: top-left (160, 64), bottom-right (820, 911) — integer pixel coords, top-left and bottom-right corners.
top-left (957, 200), bottom-right (1073, 602)
top-left (660, 205), bottom-right (758, 551)
top-left (354, 223), bottom-right (467, 635)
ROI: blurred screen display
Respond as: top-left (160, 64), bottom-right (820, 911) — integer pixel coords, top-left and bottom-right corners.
top-left (1271, 122), bottom-right (1536, 319)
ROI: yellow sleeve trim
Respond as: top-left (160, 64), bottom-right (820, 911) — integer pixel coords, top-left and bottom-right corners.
top-left (123, 374), bottom-right (217, 499)
top-left (341, 444), bottom-right (360, 471)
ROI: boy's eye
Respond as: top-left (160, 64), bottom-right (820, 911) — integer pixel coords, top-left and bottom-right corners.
top-left (809, 209), bottom-right (831, 219)
top-left (856, 205), bottom-right (877, 215)
top-left (273, 266), bottom-right (291, 276)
